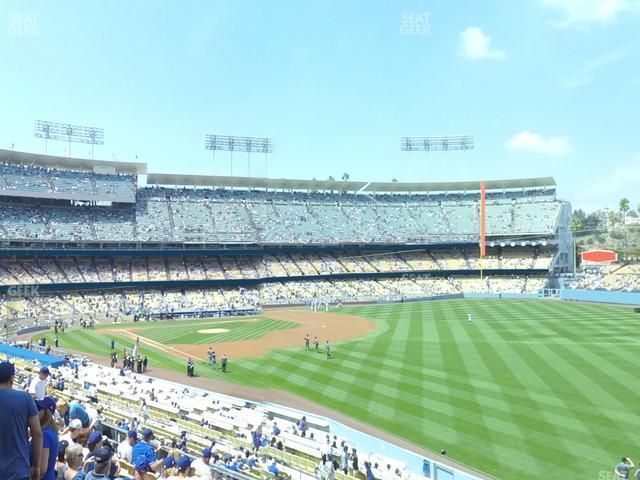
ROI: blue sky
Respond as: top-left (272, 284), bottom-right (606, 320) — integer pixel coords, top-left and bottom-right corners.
top-left (1, 0), bottom-right (638, 211)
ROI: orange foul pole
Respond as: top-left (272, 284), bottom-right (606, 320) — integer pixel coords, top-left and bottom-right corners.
top-left (479, 180), bottom-right (486, 279)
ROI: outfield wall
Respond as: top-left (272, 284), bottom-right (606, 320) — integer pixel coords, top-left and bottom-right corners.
top-left (463, 293), bottom-right (539, 299)
top-left (560, 288), bottom-right (640, 305)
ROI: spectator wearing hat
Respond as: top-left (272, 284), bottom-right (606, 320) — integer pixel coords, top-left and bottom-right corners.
top-left (59, 419), bottom-right (83, 445)
top-left (160, 456), bottom-right (176, 478)
top-left (191, 447), bottom-right (213, 479)
top-left (83, 431), bottom-right (122, 479)
top-left (0, 361), bottom-right (43, 480)
top-left (117, 429), bottom-right (137, 463)
top-left (34, 398), bottom-right (60, 480)
top-left (168, 455), bottom-right (191, 480)
top-left (131, 428), bottom-right (163, 474)
top-left (84, 430), bottom-right (107, 461)
top-left (36, 396), bottom-right (57, 415)
top-left (29, 366), bottom-right (50, 400)
top-left (63, 443), bottom-right (85, 480)
top-left (82, 446), bottom-right (113, 480)
top-left (55, 439), bottom-right (70, 479)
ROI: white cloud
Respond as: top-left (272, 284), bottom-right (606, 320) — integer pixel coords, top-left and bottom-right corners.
top-left (537, 0), bottom-right (640, 28)
top-left (561, 49), bottom-right (627, 89)
top-left (458, 27), bottom-right (506, 61)
top-left (505, 132), bottom-right (573, 156)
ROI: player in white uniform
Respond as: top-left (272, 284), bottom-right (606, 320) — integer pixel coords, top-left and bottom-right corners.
top-left (467, 313), bottom-right (472, 324)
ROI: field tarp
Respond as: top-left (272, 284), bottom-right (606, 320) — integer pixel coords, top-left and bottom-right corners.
top-left (0, 343), bottom-right (68, 368)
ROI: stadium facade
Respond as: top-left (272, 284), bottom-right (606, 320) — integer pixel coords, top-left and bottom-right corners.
top-left (0, 149), bottom-right (572, 333)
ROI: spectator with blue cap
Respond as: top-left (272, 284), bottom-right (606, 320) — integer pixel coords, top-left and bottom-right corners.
top-left (0, 360), bottom-right (43, 480)
top-left (85, 430), bottom-right (107, 458)
top-left (161, 456), bottom-right (177, 477)
top-left (191, 447), bottom-right (213, 479)
top-left (83, 431), bottom-right (121, 479)
top-left (33, 393), bottom-right (59, 480)
top-left (131, 427), bottom-right (163, 474)
top-left (117, 429), bottom-right (137, 463)
top-left (163, 455), bottom-right (191, 479)
top-left (36, 396), bottom-right (57, 415)
top-left (134, 456), bottom-right (151, 477)
top-left (28, 366), bottom-right (50, 401)
top-left (177, 455), bottom-right (193, 477)
top-left (82, 446), bottom-right (113, 480)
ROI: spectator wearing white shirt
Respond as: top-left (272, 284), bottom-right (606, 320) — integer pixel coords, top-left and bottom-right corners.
top-left (191, 448), bottom-right (213, 479)
top-left (28, 366), bottom-right (50, 400)
top-left (59, 419), bottom-right (83, 445)
top-left (117, 429), bottom-right (137, 463)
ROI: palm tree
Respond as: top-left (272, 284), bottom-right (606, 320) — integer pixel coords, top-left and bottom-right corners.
top-left (619, 198), bottom-right (630, 225)
top-left (619, 198), bottom-right (630, 247)
top-left (341, 173), bottom-right (350, 181)
top-left (609, 211), bottom-right (617, 228)
top-left (571, 217), bottom-right (582, 232)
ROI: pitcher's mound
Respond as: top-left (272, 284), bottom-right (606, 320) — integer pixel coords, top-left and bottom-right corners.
top-left (197, 328), bottom-right (230, 334)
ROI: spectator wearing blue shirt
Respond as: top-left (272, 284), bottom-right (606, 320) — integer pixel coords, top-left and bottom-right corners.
top-left (131, 428), bottom-right (163, 473)
top-left (57, 400), bottom-right (91, 429)
top-left (297, 416), bottom-right (307, 437)
top-left (268, 459), bottom-right (280, 476)
top-left (33, 400), bottom-right (60, 480)
top-left (365, 461), bottom-right (375, 480)
top-left (0, 361), bottom-right (43, 480)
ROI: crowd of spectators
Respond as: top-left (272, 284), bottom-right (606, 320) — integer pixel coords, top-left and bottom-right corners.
top-left (1, 355), bottom-right (423, 480)
top-left (1, 274), bottom-right (548, 331)
top-left (566, 263), bottom-right (640, 292)
top-left (0, 162), bottom-right (136, 202)
top-left (0, 183), bottom-right (562, 243)
top-left (0, 249), bottom-right (553, 286)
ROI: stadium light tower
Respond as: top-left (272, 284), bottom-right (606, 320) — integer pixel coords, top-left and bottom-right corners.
top-left (34, 120), bottom-right (104, 159)
top-left (205, 134), bottom-right (273, 177)
top-left (400, 135), bottom-right (475, 180)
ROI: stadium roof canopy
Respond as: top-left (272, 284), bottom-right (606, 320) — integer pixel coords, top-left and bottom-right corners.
top-left (0, 148), bottom-right (147, 175)
top-left (147, 173), bottom-right (556, 193)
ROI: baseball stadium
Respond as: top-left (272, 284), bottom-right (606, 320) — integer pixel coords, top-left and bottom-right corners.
top-left (1, 3), bottom-right (639, 480)
top-left (0, 145), bottom-right (637, 480)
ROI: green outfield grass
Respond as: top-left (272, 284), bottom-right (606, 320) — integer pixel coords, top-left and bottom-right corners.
top-left (39, 300), bottom-right (640, 480)
top-left (99, 316), bottom-right (296, 345)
